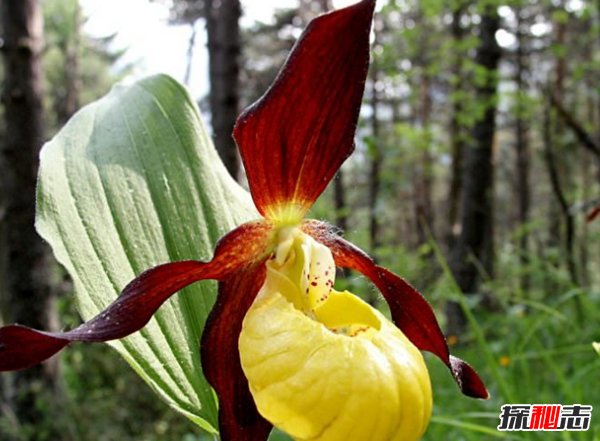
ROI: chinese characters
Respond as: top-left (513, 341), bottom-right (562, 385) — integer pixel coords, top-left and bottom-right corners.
top-left (498, 404), bottom-right (592, 431)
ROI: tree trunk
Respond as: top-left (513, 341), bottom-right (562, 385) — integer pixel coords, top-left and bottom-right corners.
top-left (205, 0), bottom-right (241, 180)
top-left (368, 51), bottom-right (382, 254)
top-left (57, 1), bottom-right (81, 125)
top-left (446, 8), bottom-right (501, 336)
top-left (0, 0), bottom-right (60, 435)
top-left (579, 145), bottom-right (591, 287)
top-left (415, 71), bottom-right (435, 245)
top-left (547, 13), bottom-right (578, 285)
top-left (547, 15), bottom-right (567, 253)
top-left (446, 5), bottom-right (467, 249)
top-left (514, 9), bottom-right (530, 291)
top-left (412, 6), bottom-right (435, 247)
top-left (542, 105), bottom-right (578, 285)
top-left (367, 17), bottom-right (383, 254)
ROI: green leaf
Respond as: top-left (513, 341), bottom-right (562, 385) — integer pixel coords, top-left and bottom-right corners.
top-left (36, 74), bottom-right (257, 433)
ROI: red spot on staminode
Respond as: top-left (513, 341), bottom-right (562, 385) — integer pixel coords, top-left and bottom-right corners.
top-left (311, 282), bottom-right (317, 287)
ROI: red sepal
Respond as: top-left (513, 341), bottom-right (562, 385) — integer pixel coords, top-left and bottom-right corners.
top-left (234, 0), bottom-right (375, 219)
top-left (0, 221), bottom-right (274, 372)
top-left (304, 221), bottom-right (489, 399)
top-left (201, 262), bottom-right (272, 441)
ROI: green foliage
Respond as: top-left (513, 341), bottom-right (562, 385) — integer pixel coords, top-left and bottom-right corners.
top-left (60, 341), bottom-right (213, 441)
top-left (35, 74), bottom-right (256, 433)
top-left (42, 0), bottom-right (127, 133)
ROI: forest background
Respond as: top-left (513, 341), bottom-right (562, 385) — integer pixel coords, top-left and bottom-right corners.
top-left (0, 0), bottom-right (598, 440)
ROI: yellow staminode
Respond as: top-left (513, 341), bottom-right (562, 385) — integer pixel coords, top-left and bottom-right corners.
top-left (239, 229), bottom-right (432, 441)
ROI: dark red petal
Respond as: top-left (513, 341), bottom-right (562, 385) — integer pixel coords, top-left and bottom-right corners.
top-left (234, 0), bottom-right (375, 219)
top-left (304, 220), bottom-right (489, 399)
top-left (201, 261), bottom-right (272, 441)
top-left (0, 221), bottom-right (274, 372)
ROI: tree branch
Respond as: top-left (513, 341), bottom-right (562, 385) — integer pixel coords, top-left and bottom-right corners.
top-left (548, 89), bottom-right (600, 158)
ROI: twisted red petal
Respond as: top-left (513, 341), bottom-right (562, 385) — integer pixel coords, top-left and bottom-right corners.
top-left (201, 261), bottom-right (272, 441)
top-left (234, 0), bottom-right (375, 219)
top-left (0, 221), bottom-right (273, 372)
top-left (304, 221), bottom-right (489, 399)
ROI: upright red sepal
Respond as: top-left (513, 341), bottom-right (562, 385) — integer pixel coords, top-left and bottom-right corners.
top-left (234, 0), bottom-right (375, 219)
top-left (304, 221), bottom-right (489, 399)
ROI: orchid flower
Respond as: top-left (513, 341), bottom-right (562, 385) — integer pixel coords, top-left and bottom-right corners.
top-left (0, 1), bottom-right (488, 440)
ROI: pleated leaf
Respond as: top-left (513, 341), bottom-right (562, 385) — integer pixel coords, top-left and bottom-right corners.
top-left (35, 74), bottom-right (257, 433)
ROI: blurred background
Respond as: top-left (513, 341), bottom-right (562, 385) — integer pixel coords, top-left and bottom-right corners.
top-left (0, 0), bottom-right (598, 440)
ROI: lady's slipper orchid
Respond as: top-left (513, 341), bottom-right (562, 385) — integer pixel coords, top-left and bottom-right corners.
top-left (0, 1), bottom-right (488, 440)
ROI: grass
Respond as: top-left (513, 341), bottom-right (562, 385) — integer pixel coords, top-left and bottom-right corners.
top-left (419, 238), bottom-right (600, 441)
top-left (423, 294), bottom-right (599, 441)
